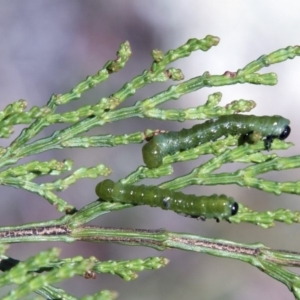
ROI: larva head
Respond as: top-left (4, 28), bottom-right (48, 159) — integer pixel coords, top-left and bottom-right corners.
top-left (95, 179), bottom-right (115, 199)
top-left (261, 116), bottom-right (291, 150)
top-left (269, 116), bottom-right (291, 139)
top-left (209, 196), bottom-right (238, 221)
top-left (142, 140), bottom-right (163, 169)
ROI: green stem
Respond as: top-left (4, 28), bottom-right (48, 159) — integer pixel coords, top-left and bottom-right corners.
top-left (0, 215), bottom-right (300, 298)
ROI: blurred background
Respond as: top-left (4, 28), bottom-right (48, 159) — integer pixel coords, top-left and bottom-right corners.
top-left (0, 1), bottom-right (300, 299)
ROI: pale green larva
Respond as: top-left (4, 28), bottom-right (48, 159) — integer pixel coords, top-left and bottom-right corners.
top-left (95, 179), bottom-right (239, 221)
top-left (142, 115), bottom-right (291, 169)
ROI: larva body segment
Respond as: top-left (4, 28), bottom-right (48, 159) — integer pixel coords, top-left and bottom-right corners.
top-left (142, 115), bottom-right (291, 168)
top-left (95, 179), bottom-right (238, 221)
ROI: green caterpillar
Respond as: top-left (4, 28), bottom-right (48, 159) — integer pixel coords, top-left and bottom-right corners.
top-left (142, 115), bottom-right (291, 169)
top-left (95, 179), bottom-right (239, 221)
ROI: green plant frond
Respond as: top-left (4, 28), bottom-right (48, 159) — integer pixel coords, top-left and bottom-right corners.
top-left (1, 36), bottom-right (300, 299)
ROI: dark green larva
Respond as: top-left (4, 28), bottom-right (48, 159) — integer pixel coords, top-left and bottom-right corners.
top-left (95, 179), bottom-right (239, 221)
top-left (142, 115), bottom-right (291, 169)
